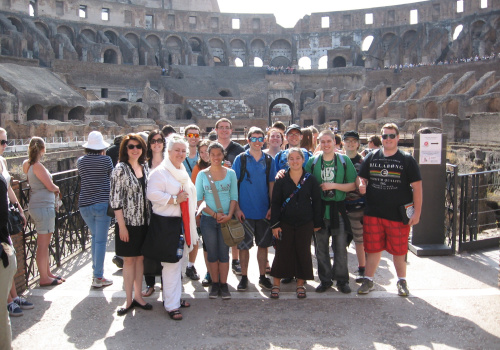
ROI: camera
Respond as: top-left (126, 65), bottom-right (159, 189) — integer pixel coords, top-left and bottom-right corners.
top-left (323, 189), bottom-right (336, 198)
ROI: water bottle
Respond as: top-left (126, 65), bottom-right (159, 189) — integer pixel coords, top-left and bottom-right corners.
top-left (176, 234), bottom-right (184, 260)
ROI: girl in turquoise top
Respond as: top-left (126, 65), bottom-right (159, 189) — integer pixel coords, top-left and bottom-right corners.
top-left (195, 142), bottom-right (238, 300)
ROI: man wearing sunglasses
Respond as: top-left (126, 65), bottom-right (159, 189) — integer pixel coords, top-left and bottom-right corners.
top-left (357, 123), bottom-right (422, 297)
top-left (232, 127), bottom-right (277, 292)
top-left (183, 125), bottom-right (201, 179)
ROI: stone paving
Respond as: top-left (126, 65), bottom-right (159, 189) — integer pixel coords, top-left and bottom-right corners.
top-left (9, 236), bottom-right (500, 350)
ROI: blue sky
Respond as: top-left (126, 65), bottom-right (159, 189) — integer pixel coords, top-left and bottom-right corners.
top-left (217, 0), bottom-right (429, 28)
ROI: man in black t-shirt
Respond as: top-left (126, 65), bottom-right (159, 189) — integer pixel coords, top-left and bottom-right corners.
top-left (357, 123), bottom-right (422, 297)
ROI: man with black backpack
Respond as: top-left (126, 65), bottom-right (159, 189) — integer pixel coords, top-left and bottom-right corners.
top-left (305, 129), bottom-right (357, 294)
top-left (232, 127), bottom-right (277, 292)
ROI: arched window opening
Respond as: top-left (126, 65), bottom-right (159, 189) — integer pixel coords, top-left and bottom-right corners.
top-left (318, 56), bottom-right (328, 69)
top-left (362, 36), bottom-right (374, 51)
top-left (254, 57), bottom-right (263, 67)
top-left (234, 57), bottom-right (243, 67)
top-left (333, 56), bottom-right (346, 68)
top-left (298, 57), bottom-right (311, 70)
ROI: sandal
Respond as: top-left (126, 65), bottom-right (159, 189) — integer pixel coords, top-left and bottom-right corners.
top-left (180, 299), bottom-right (190, 308)
top-left (296, 286), bottom-right (307, 299)
top-left (168, 309), bottom-right (183, 321)
top-left (270, 286), bottom-right (280, 299)
top-left (142, 286), bottom-right (155, 297)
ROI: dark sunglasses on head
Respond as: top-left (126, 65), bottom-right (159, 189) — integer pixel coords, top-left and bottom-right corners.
top-left (127, 144), bottom-right (143, 150)
top-left (249, 137), bottom-right (264, 142)
top-left (381, 134), bottom-right (397, 140)
top-left (150, 139), bottom-right (163, 144)
top-left (187, 133), bottom-right (200, 138)
top-left (0, 140), bottom-right (7, 146)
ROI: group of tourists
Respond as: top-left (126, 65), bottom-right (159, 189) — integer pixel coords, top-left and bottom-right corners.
top-left (0, 118), bottom-right (422, 337)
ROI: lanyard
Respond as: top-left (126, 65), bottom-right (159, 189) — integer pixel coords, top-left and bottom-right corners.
top-left (281, 173), bottom-right (311, 211)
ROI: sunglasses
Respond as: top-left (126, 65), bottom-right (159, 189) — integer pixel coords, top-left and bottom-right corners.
top-left (187, 133), bottom-right (200, 138)
top-left (0, 140), bottom-right (7, 146)
top-left (127, 144), bottom-right (143, 150)
top-left (249, 137), bottom-right (264, 142)
top-left (150, 139), bottom-right (163, 144)
top-left (381, 134), bottom-right (397, 140)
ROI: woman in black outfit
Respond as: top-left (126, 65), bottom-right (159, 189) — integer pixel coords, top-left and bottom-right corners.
top-left (269, 148), bottom-right (322, 299)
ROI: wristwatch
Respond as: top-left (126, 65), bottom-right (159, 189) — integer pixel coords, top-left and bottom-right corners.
top-left (172, 195), bottom-right (178, 205)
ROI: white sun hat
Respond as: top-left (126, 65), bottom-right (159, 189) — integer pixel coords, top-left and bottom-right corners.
top-left (82, 131), bottom-right (110, 150)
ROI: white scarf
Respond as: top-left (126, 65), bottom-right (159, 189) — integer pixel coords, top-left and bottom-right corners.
top-left (162, 156), bottom-right (199, 253)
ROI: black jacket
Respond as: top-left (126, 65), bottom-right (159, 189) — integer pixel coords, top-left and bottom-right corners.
top-left (270, 169), bottom-right (322, 229)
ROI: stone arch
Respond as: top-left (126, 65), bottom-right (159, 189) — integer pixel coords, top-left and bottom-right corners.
top-left (270, 39), bottom-right (292, 64)
top-left (270, 56), bottom-right (290, 67)
top-left (362, 35), bottom-right (375, 51)
top-left (128, 105), bottom-right (142, 118)
top-left (318, 106), bottom-right (326, 124)
top-left (125, 32), bottom-right (139, 48)
top-left (230, 38), bottom-right (246, 65)
top-left (269, 98), bottom-right (293, 125)
top-left (381, 32), bottom-right (398, 66)
top-left (209, 38), bottom-right (226, 65)
top-left (146, 34), bottom-right (161, 48)
top-left (34, 21), bottom-right (49, 38)
top-left (57, 25), bottom-right (74, 45)
top-left (189, 37), bottom-right (202, 52)
top-left (471, 20), bottom-right (486, 56)
top-left (333, 56), bottom-right (347, 68)
top-left (48, 106), bottom-right (64, 121)
top-left (104, 30), bottom-right (118, 45)
top-left (166, 35), bottom-right (182, 56)
top-left (147, 107), bottom-right (159, 120)
top-left (487, 98), bottom-right (500, 112)
top-left (318, 55), bottom-right (328, 69)
top-left (68, 106), bottom-right (85, 120)
top-left (81, 28), bottom-right (96, 42)
top-left (103, 48), bottom-right (118, 64)
top-left (183, 110), bottom-right (193, 120)
top-left (445, 99), bottom-right (459, 116)
top-left (402, 29), bottom-right (418, 64)
top-left (408, 103), bottom-right (418, 120)
top-left (109, 105), bottom-right (125, 124)
top-left (298, 56), bottom-right (311, 69)
top-left (7, 17), bottom-right (23, 32)
top-left (230, 38), bottom-right (245, 49)
top-left (253, 57), bottom-right (263, 67)
top-left (27, 104), bottom-right (43, 121)
top-left (424, 101), bottom-right (438, 119)
top-left (219, 89), bottom-right (232, 97)
top-left (250, 38), bottom-right (265, 57)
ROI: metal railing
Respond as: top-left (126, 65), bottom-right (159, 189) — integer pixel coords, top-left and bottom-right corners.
top-left (445, 164), bottom-right (500, 253)
top-left (18, 169), bottom-right (90, 286)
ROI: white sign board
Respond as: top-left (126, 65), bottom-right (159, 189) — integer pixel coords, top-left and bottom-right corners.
top-left (419, 134), bottom-right (442, 165)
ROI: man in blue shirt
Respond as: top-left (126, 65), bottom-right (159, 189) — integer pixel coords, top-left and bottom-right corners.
top-left (232, 127), bottom-right (277, 291)
top-left (275, 124), bottom-right (312, 171)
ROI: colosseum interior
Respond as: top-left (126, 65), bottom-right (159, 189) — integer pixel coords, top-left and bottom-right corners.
top-left (1, 0), bottom-right (500, 144)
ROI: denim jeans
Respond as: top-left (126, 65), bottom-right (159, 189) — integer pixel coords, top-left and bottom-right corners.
top-left (313, 216), bottom-right (349, 285)
top-left (200, 215), bottom-right (229, 263)
top-left (80, 202), bottom-right (112, 278)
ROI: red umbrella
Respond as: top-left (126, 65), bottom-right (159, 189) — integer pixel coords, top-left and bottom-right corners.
top-left (180, 195), bottom-right (191, 247)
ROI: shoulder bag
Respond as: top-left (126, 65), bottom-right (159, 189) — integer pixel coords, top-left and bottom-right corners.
top-left (204, 170), bottom-right (244, 247)
top-left (7, 202), bottom-right (24, 235)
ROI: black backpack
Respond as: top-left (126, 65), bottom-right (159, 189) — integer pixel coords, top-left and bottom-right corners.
top-left (238, 153), bottom-right (273, 193)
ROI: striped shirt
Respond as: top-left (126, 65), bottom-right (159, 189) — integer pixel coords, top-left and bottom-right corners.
top-left (77, 154), bottom-right (113, 207)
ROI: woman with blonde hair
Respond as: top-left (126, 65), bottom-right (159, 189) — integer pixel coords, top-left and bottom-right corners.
top-left (22, 137), bottom-right (63, 286)
top-left (263, 128), bottom-right (284, 158)
top-left (300, 128), bottom-right (314, 153)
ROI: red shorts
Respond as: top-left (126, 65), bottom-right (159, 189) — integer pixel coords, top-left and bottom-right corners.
top-left (363, 215), bottom-right (410, 255)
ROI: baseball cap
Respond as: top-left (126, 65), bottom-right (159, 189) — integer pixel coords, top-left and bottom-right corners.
top-left (285, 124), bottom-right (302, 136)
top-left (343, 130), bottom-right (359, 140)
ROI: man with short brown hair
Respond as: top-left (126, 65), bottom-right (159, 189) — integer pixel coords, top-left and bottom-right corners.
top-left (357, 123), bottom-right (422, 297)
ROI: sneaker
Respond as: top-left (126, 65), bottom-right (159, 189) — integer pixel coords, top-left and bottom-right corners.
top-left (220, 283), bottom-right (231, 300)
top-left (237, 276), bottom-right (248, 291)
top-left (315, 282), bottom-right (333, 293)
top-left (281, 277), bottom-right (294, 284)
top-left (7, 302), bottom-right (23, 317)
top-left (397, 279), bottom-right (410, 297)
top-left (354, 268), bottom-right (365, 283)
top-left (92, 277), bottom-right (113, 288)
top-left (112, 256), bottom-right (123, 269)
top-left (337, 282), bottom-right (351, 294)
top-left (232, 260), bottom-right (242, 275)
top-left (185, 266), bottom-right (200, 281)
top-left (202, 272), bottom-right (212, 287)
top-left (357, 278), bottom-right (374, 294)
top-left (209, 282), bottom-right (220, 299)
top-left (258, 276), bottom-right (273, 290)
top-left (14, 297), bottom-right (34, 310)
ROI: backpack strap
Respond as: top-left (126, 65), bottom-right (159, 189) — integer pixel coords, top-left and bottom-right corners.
top-left (237, 154), bottom-right (247, 193)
